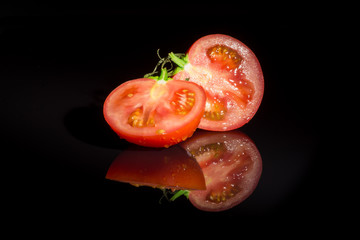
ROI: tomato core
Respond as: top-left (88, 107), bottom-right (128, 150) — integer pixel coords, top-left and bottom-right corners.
top-left (150, 81), bottom-right (167, 99)
top-left (124, 83), bottom-right (199, 129)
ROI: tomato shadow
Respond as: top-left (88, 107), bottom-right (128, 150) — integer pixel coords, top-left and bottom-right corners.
top-left (63, 104), bottom-right (128, 149)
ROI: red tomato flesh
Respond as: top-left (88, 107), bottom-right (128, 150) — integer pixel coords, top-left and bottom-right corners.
top-left (173, 34), bottom-right (264, 131)
top-left (181, 130), bottom-right (262, 212)
top-left (103, 78), bottom-right (206, 147)
top-left (106, 145), bottom-right (206, 190)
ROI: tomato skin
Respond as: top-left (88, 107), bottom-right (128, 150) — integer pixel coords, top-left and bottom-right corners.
top-left (103, 78), bottom-right (206, 148)
top-left (173, 34), bottom-right (264, 131)
top-left (181, 130), bottom-right (262, 212)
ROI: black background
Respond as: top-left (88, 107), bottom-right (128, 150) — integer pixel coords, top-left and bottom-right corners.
top-left (1, 2), bottom-right (351, 232)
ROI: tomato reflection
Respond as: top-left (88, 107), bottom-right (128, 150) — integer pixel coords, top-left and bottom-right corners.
top-left (181, 130), bottom-right (262, 212)
top-left (106, 130), bottom-right (262, 212)
top-left (106, 145), bottom-right (206, 190)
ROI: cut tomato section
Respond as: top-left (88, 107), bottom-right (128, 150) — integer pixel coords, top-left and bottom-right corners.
top-left (181, 130), bottom-right (262, 212)
top-left (173, 34), bottom-right (264, 131)
top-left (106, 145), bottom-right (206, 190)
top-left (103, 77), bottom-right (206, 147)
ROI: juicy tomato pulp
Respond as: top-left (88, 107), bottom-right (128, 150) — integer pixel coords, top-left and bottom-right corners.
top-left (181, 130), bottom-right (262, 212)
top-left (103, 79), bottom-right (206, 147)
top-left (173, 34), bottom-right (264, 131)
top-left (106, 145), bottom-right (206, 190)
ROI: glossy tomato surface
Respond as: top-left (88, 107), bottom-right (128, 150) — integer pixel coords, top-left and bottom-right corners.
top-left (173, 34), bottom-right (264, 131)
top-left (181, 130), bottom-right (262, 212)
top-left (103, 78), bottom-right (206, 147)
top-left (106, 145), bottom-right (206, 190)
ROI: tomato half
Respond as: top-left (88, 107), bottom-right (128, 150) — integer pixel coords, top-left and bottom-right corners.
top-left (181, 130), bottom-right (262, 212)
top-left (106, 145), bottom-right (206, 190)
top-left (173, 34), bottom-right (264, 131)
top-left (103, 78), bottom-right (206, 147)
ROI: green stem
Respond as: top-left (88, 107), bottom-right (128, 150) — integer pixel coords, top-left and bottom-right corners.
top-left (169, 190), bottom-right (190, 201)
top-left (158, 68), bottom-right (168, 81)
top-left (169, 52), bottom-right (187, 68)
top-left (145, 51), bottom-right (188, 80)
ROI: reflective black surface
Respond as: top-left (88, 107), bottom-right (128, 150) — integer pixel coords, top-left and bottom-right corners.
top-left (1, 4), bottom-right (342, 228)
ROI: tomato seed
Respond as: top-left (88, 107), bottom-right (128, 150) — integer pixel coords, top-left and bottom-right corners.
top-left (207, 45), bottom-right (242, 70)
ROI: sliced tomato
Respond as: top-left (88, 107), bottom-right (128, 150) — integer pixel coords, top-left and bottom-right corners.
top-left (173, 34), bottom-right (264, 131)
top-left (105, 145), bottom-right (206, 190)
top-left (181, 130), bottom-right (262, 212)
top-left (103, 78), bottom-right (206, 147)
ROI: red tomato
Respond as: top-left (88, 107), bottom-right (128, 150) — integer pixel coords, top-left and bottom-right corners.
top-left (173, 34), bottom-right (264, 131)
top-left (106, 145), bottom-right (206, 190)
top-left (181, 130), bottom-right (262, 212)
top-left (103, 78), bottom-right (206, 147)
